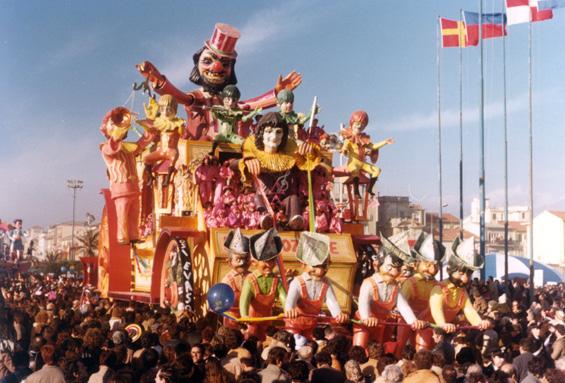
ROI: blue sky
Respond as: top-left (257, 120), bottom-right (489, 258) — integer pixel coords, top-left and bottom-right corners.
top-left (1, 0), bottom-right (564, 228)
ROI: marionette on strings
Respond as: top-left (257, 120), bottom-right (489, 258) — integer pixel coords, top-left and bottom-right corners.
top-left (139, 95), bottom-right (185, 187)
top-left (340, 110), bottom-right (394, 197)
top-left (209, 85), bottom-right (261, 156)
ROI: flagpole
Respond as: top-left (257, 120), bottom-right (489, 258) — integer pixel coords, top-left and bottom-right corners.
top-left (437, 16), bottom-right (444, 280)
top-left (459, 9), bottom-right (464, 240)
top-left (479, 0), bottom-right (487, 280)
top-left (528, 18), bottom-right (534, 299)
top-left (502, 0), bottom-right (509, 285)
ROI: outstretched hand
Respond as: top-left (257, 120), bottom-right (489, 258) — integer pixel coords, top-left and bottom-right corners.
top-left (136, 61), bottom-right (165, 88)
top-left (275, 71), bottom-right (302, 93)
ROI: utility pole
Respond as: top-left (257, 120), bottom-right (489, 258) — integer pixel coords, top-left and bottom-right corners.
top-left (67, 179), bottom-right (84, 261)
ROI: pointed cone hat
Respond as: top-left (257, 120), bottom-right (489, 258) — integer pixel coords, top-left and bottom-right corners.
top-left (224, 228), bottom-right (249, 255)
top-left (296, 232), bottom-right (330, 267)
top-left (249, 228), bottom-right (283, 261)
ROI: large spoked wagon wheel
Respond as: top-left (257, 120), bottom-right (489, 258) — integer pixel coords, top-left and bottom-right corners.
top-left (159, 237), bottom-right (194, 310)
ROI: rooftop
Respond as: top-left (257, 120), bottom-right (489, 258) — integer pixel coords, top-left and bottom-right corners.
top-left (549, 211), bottom-right (565, 220)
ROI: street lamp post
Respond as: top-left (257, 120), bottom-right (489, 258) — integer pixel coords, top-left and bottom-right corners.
top-left (67, 179), bottom-right (84, 261)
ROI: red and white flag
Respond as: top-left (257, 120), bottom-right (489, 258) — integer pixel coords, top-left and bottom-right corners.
top-left (530, 0), bottom-right (554, 21)
top-left (506, 0), bottom-right (554, 24)
top-left (506, 0), bottom-right (532, 24)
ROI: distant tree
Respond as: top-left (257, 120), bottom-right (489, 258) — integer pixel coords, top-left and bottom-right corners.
top-left (76, 227), bottom-right (99, 257)
top-left (45, 249), bottom-right (62, 263)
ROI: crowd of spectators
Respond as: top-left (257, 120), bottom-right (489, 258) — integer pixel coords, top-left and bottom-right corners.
top-left (0, 273), bottom-right (564, 383)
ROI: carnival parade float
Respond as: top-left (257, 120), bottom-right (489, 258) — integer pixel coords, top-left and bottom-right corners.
top-left (97, 22), bottom-right (489, 352)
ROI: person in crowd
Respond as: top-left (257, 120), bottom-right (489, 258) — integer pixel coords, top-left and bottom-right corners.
top-left (513, 338), bottom-right (535, 383)
top-left (310, 351), bottom-right (344, 383)
top-left (24, 344), bottom-right (65, 383)
top-left (258, 347), bottom-right (290, 383)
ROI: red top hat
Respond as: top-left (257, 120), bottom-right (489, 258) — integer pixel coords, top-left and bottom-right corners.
top-left (204, 23), bottom-right (240, 59)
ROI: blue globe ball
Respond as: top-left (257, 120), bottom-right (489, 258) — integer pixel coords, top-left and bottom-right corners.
top-left (60, 266), bottom-right (67, 273)
top-left (207, 283), bottom-right (235, 314)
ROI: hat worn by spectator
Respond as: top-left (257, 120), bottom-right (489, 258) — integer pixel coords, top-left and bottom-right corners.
top-left (249, 228), bottom-right (283, 261)
top-left (224, 228), bottom-right (250, 255)
top-left (296, 232), bottom-right (330, 267)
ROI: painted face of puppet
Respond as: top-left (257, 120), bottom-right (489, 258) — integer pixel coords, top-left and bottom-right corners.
top-left (449, 269), bottom-right (471, 287)
top-left (262, 125), bottom-right (284, 152)
top-left (307, 262), bottom-right (329, 281)
top-left (399, 263), bottom-right (415, 279)
top-left (223, 96), bottom-right (237, 109)
top-left (107, 123), bottom-right (129, 142)
top-left (159, 103), bottom-right (177, 119)
top-left (279, 101), bottom-right (293, 114)
top-left (229, 252), bottom-right (250, 274)
top-left (256, 259), bottom-right (277, 276)
top-left (379, 260), bottom-right (401, 284)
top-left (198, 49), bottom-right (234, 87)
top-left (417, 260), bottom-right (439, 281)
top-left (351, 121), bottom-right (366, 135)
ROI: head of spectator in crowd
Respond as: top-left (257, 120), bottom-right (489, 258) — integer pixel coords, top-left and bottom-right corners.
top-left (413, 350), bottom-right (433, 371)
top-left (432, 327), bottom-right (446, 344)
top-left (314, 350), bottom-right (332, 368)
top-left (527, 356), bottom-right (546, 380)
top-left (344, 360), bottom-right (364, 383)
top-left (40, 344), bottom-right (56, 366)
top-left (492, 352), bottom-right (506, 370)
top-left (191, 344), bottom-right (204, 364)
top-left (554, 324), bottom-right (565, 338)
top-left (382, 364), bottom-right (404, 383)
top-left (519, 338), bottom-right (533, 354)
top-left (543, 369), bottom-right (565, 383)
top-left (348, 345), bottom-right (368, 364)
top-left (377, 354), bottom-right (398, 375)
top-left (287, 360), bottom-right (309, 383)
top-left (267, 346), bottom-right (288, 368)
top-left (500, 364), bottom-right (517, 383)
